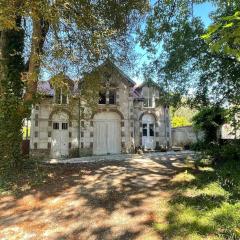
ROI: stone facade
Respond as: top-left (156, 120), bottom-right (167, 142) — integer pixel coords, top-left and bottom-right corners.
top-left (30, 62), bottom-right (171, 158)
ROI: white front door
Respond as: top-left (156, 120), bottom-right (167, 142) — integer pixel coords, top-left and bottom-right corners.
top-left (52, 113), bottom-right (69, 158)
top-left (142, 114), bottom-right (155, 149)
top-left (93, 112), bottom-right (121, 155)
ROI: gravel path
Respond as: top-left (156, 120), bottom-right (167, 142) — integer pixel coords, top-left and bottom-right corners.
top-left (0, 152), bottom-right (193, 240)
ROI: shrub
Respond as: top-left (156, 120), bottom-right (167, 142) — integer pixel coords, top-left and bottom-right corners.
top-left (192, 106), bottom-right (226, 143)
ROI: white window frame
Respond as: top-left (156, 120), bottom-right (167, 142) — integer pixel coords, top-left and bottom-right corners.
top-left (143, 87), bottom-right (155, 108)
top-left (55, 88), bottom-right (69, 105)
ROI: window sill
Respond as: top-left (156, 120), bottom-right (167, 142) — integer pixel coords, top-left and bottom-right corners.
top-left (53, 103), bottom-right (69, 106)
top-left (143, 106), bottom-right (155, 109)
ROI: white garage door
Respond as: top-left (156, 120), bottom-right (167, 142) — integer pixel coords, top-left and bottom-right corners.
top-left (51, 112), bottom-right (69, 158)
top-left (93, 112), bottom-right (121, 155)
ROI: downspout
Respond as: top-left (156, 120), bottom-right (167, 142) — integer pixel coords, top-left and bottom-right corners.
top-left (164, 105), bottom-right (167, 149)
top-left (78, 90), bottom-right (81, 157)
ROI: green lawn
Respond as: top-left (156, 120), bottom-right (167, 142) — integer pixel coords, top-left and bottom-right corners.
top-left (154, 159), bottom-right (240, 240)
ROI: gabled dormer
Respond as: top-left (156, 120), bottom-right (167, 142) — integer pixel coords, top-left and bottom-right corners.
top-left (135, 80), bottom-right (160, 108)
top-left (93, 60), bottom-right (135, 106)
top-left (50, 73), bottom-right (74, 105)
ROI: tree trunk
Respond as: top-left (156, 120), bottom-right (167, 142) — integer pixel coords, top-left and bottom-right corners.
top-left (0, 17), bottom-right (25, 170)
top-left (24, 18), bottom-right (49, 102)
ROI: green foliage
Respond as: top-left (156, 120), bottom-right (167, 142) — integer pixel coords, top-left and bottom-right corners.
top-left (171, 105), bottom-right (197, 127)
top-left (192, 106), bottom-right (226, 143)
top-left (203, 11), bottom-right (240, 61)
top-left (22, 127), bottom-right (30, 139)
top-left (172, 116), bottom-right (191, 127)
top-left (140, 1), bottom-right (240, 110)
top-left (207, 141), bottom-right (240, 162)
top-left (154, 157), bottom-right (240, 240)
top-left (0, 18), bottom-right (26, 171)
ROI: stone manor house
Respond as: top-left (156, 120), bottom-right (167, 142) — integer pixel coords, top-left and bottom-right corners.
top-left (30, 61), bottom-right (171, 158)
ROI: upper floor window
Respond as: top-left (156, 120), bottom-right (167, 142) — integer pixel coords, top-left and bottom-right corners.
top-left (99, 91), bottom-right (106, 104)
top-left (55, 89), bottom-right (68, 104)
top-left (144, 98), bottom-right (153, 108)
top-left (98, 90), bottom-right (116, 105)
top-left (109, 90), bottom-right (116, 104)
top-left (143, 87), bottom-right (157, 108)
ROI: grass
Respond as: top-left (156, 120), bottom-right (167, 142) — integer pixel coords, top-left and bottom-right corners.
top-left (153, 158), bottom-right (240, 240)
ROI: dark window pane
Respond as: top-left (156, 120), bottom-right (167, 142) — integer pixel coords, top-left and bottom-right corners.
top-left (148, 98), bottom-right (153, 107)
top-left (99, 92), bottom-right (106, 104)
top-left (62, 94), bottom-right (67, 104)
top-left (62, 123), bottom-right (68, 130)
top-left (53, 122), bottom-right (59, 129)
top-left (81, 121), bottom-right (84, 127)
top-left (143, 123), bottom-right (147, 136)
top-left (149, 124), bottom-right (154, 136)
top-left (55, 90), bottom-right (61, 104)
top-left (143, 98), bottom-right (148, 107)
top-left (109, 90), bottom-right (116, 104)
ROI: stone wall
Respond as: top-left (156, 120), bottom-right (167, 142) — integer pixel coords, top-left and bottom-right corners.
top-left (171, 126), bottom-right (203, 147)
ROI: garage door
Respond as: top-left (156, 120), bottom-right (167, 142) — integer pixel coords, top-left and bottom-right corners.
top-left (93, 112), bottom-right (121, 155)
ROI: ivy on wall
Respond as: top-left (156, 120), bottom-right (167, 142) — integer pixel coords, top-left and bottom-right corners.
top-left (0, 18), bottom-right (27, 170)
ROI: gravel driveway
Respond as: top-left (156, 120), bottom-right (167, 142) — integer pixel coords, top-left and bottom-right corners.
top-left (0, 152), bottom-right (193, 240)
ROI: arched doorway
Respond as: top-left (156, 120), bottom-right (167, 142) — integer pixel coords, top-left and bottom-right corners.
top-left (93, 111), bottom-right (121, 155)
top-left (142, 114), bottom-right (156, 149)
top-left (51, 112), bottom-right (69, 158)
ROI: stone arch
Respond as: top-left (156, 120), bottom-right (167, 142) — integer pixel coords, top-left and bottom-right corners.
top-left (91, 108), bottom-right (124, 120)
top-left (139, 111), bottom-right (158, 121)
top-left (49, 108), bottom-right (72, 121)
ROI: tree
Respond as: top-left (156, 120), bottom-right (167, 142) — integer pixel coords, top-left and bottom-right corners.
top-left (203, 6), bottom-right (240, 61)
top-left (170, 105), bottom-right (197, 128)
top-left (0, 16), bottom-right (25, 169)
top-left (192, 106), bottom-right (226, 143)
top-left (0, 0), bottom-right (149, 169)
top-left (139, 1), bottom-right (240, 110)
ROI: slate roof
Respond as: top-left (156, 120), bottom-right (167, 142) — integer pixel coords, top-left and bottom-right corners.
top-left (37, 61), bottom-right (142, 99)
top-left (37, 81), bottom-right (54, 96)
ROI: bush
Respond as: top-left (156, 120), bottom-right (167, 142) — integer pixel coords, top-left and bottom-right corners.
top-left (203, 141), bottom-right (240, 163)
top-left (192, 106), bottom-right (226, 143)
top-left (218, 141), bottom-right (240, 162)
top-left (190, 140), bottom-right (206, 151)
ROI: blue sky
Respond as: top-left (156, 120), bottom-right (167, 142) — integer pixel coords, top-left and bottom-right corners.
top-left (41, 2), bottom-right (216, 83)
top-left (194, 2), bottom-right (216, 26)
top-left (131, 2), bottom-right (216, 84)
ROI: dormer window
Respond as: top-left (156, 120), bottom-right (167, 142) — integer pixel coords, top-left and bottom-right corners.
top-left (144, 97), bottom-right (153, 108)
top-left (55, 89), bottom-right (68, 104)
top-left (143, 87), bottom-right (155, 108)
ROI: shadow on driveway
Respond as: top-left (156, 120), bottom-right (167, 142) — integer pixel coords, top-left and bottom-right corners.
top-left (0, 152), bottom-right (193, 240)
